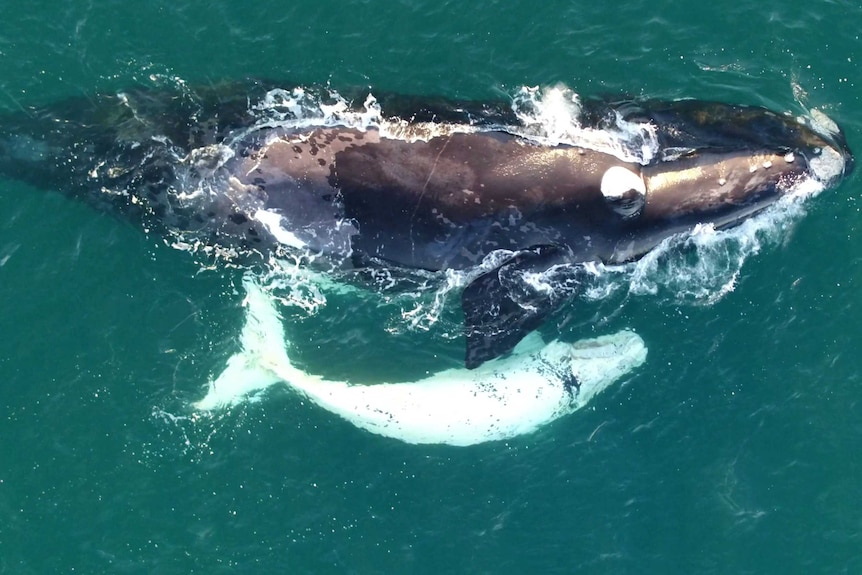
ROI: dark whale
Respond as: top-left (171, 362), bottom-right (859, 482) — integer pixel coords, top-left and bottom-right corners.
top-left (0, 81), bottom-right (852, 366)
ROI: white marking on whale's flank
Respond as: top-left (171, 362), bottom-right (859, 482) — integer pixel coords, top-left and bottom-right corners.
top-left (194, 277), bottom-right (648, 446)
top-left (601, 166), bottom-right (646, 199)
top-left (254, 209), bottom-right (307, 249)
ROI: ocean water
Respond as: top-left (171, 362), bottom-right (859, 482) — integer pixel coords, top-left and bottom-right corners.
top-left (1, 1), bottom-right (861, 573)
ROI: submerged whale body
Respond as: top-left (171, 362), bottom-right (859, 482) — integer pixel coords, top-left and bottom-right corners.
top-left (0, 81), bottom-right (853, 369)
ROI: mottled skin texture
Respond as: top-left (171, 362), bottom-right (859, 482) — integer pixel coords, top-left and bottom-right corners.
top-left (0, 82), bottom-right (851, 366)
top-left (226, 128), bottom-right (642, 270)
top-left (224, 127), bottom-right (815, 273)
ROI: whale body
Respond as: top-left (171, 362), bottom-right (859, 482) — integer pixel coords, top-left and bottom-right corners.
top-left (195, 276), bottom-right (647, 445)
top-left (0, 81), bottom-right (852, 368)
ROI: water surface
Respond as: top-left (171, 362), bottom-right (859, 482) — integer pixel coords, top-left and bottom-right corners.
top-left (1, 1), bottom-right (860, 573)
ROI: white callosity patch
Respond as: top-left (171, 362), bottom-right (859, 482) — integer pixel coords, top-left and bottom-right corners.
top-left (793, 109), bottom-right (848, 187)
top-left (808, 144), bottom-right (849, 187)
top-left (195, 277), bottom-right (647, 446)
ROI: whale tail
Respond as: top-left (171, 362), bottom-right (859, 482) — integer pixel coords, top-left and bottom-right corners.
top-left (193, 277), bottom-right (296, 410)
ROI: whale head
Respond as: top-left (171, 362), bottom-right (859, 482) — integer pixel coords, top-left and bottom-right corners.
top-left (597, 101), bottom-right (853, 261)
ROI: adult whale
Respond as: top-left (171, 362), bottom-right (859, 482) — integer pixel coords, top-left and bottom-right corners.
top-left (0, 81), bottom-right (853, 367)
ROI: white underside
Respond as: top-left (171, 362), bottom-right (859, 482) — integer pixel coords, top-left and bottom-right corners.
top-left (194, 277), bottom-right (647, 446)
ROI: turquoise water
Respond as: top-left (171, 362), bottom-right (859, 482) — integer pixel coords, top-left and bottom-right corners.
top-left (1, 1), bottom-right (861, 573)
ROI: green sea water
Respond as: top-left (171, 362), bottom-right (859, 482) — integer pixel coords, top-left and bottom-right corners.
top-left (1, 1), bottom-right (861, 573)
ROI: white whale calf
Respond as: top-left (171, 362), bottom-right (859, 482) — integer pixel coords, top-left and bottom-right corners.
top-left (195, 278), bottom-right (647, 446)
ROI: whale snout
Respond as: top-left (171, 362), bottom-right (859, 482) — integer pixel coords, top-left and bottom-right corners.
top-left (620, 99), bottom-right (853, 187)
top-left (800, 114), bottom-right (854, 187)
top-left (807, 139), bottom-right (853, 188)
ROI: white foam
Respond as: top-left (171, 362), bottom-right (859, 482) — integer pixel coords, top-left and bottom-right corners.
top-left (237, 87), bottom-right (476, 145)
top-left (195, 277), bottom-right (647, 445)
top-left (228, 84), bottom-right (663, 163)
top-left (620, 182), bottom-right (819, 305)
top-left (509, 85), bottom-right (660, 163)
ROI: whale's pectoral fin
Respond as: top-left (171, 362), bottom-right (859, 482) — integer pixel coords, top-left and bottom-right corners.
top-left (461, 245), bottom-right (577, 369)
